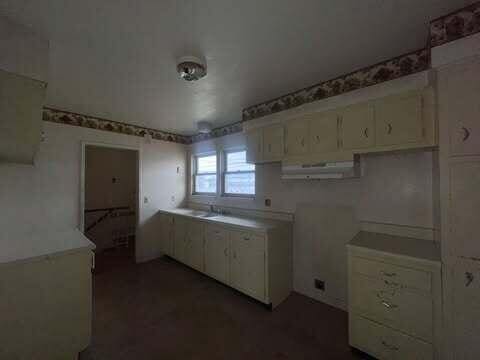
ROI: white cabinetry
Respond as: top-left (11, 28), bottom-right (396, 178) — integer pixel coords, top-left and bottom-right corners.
top-left (159, 214), bottom-right (174, 257)
top-left (229, 230), bottom-right (265, 302)
top-left (347, 232), bottom-right (441, 360)
top-left (205, 225), bottom-right (229, 284)
top-left (0, 250), bottom-right (93, 359)
top-left (437, 56), bottom-right (480, 360)
top-left (163, 211), bottom-right (292, 307)
top-left (0, 69), bottom-right (46, 164)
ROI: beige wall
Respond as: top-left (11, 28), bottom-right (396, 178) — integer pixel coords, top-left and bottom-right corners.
top-left (188, 131), bottom-right (436, 308)
top-left (0, 121), bottom-right (187, 263)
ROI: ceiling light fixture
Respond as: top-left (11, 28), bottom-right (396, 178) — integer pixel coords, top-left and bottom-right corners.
top-left (177, 55), bottom-right (207, 81)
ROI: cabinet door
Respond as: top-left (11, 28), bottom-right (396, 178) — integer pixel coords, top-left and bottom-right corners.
top-left (174, 216), bottom-right (188, 263)
top-left (341, 104), bottom-right (375, 150)
top-left (375, 92), bottom-right (423, 146)
top-left (285, 119), bottom-right (308, 156)
top-left (246, 128), bottom-right (263, 163)
top-left (230, 231), bottom-right (265, 301)
top-left (185, 221), bottom-right (204, 272)
top-left (309, 113), bottom-right (339, 154)
top-left (0, 69), bottom-right (46, 164)
top-left (450, 160), bottom-right (480, 259)
top-left (443, 61), bottom-right (480, 156)
top-left (205, 225), bottom-right (229, 284)
top-left (263, 124), bottom-right (284, 161)
top-left (160, 214), bottom-right (174, 257)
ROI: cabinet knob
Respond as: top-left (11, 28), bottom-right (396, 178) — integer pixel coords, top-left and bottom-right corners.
top-left (387, 123), bottom-right (392, 134)
top-left (462, 127), bottom-right (471, 142)
top-left (364, 127), bottom-right (369, 138)
top-left (243, 237), bottom-right (250, 241)
top-left (381, 341), bottom-right (399, 351)
top-left (381, 300), bottom-right (398, 309)
top-left (466, 272), bottom-right (474, 287)
top-left (381, 271), bottom-right (396, 277)
top-left (316, 135), bottom-right (320, 143)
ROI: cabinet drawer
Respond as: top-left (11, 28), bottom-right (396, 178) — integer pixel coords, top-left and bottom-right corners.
top-left (351, 256), bottom-right (431, 292)
top-left (350, 314), bottom-right (433, 360)
top-left (350, 274), bottom-right (433, 342)
top-left (205, 225), bottom-right (228, 240)
top-left (230, 231), bottom-right (264, 253)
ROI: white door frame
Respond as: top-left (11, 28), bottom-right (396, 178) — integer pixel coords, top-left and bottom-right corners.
top-left (80, 141), bottom-right (142, 239)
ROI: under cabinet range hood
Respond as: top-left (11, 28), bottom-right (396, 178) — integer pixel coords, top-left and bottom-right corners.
top-left (281, 159), bottom-right (360, 180)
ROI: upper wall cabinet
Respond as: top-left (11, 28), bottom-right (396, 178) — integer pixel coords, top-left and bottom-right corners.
top-left (441, 59), bottom-right (480, 156)
top-left (263, 124), bottom-right (284, 161)
top-left (309, 113), bottom-right (339, 154)
top-left (246, 124), bottom-right (284, 164)
top-left (375, 91), bottom-right (423, 147)
top-left (245, 88), bottom-right (436, 165)
top-left (285, 117), bottom-right (308, 156)
top-left (341, 104), bottom-right (375, 150)
top-left (246, 127), bottom-right (263, 163)
top-left (0, 69), bottom-right (46, 164)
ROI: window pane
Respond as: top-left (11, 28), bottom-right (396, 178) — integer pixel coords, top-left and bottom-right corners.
top-left (225, 172), bottom-right (255, 195)
top-left (195, 174), bottom-right (216, 193)
top-left (197, 155), bottom-right (217, 174)
top-left (226, 151), bottom-right (254, 172)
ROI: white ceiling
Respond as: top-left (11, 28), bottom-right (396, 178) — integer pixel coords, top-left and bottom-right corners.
top-left (0, 0), bottom-right (470, 135)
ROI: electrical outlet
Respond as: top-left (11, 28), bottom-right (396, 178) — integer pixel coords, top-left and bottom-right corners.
top-left (314, 279), bottom-right (325, 291)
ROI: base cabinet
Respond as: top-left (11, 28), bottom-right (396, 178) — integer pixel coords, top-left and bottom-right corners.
top-left (229, 231), bottom-right (266, 302)
top-left (164, 212), bottom-right (292, 308)
top-left (347, 233), bottom-right (441, 360)
top-left (0, 251), bottom-right (93, 360)
top-left (205, 225), bottom-right (229, 284)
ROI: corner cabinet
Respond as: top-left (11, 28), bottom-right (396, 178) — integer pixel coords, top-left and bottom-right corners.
top-left (245, 88), bottom-right (436, 165)
top-left (159, 211), bottom-right (293, 308)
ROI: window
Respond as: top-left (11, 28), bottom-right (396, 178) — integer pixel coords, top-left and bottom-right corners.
top-left (193, 154), bottom-right (217, 194)
top-left (223, 150), bottom-right (255, 196)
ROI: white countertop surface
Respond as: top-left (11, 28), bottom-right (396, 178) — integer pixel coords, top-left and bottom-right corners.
top-left (157, 208), bottom-right (289, 231)
top-left (348, 231), bottom-right (441, 264)
top-left (0, 228), bottom-right (96, 266)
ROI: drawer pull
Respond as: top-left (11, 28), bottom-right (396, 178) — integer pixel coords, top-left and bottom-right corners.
top-left (381, 271), bottom-right (397, 277)
top-left (384, 280), bottom-right (401, 288)
top-left (381, 300), bottom-right (398, 309)
top-left (466, 272), bottom-right (474, 287)
top-left (381, 340), bottom-right (399, 351)
top-left (243, 237), bottom-right (250, 241)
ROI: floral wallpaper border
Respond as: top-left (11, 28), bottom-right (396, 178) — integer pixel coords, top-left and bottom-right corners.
top-left (242, 48), bottom-right (430, 122)
top-left (430, 1), bottom-right (480, 48)
top-left (190, 121), bottom-right (244, 143)
top-left (43, 107), bottom-right (192, 144)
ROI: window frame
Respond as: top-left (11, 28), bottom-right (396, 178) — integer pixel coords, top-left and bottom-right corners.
top-left (192, 152), bottom-right (218, 196)
top-left (222, 149), bottom-right (255, 198)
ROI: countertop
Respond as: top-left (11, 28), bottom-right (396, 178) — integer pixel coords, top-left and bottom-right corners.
top-left (348, 231), bottom-right (441, 265)
top-left (0, 228), bottom-right (96, 266)
top-left (157, 208), bottom-right (290, 231)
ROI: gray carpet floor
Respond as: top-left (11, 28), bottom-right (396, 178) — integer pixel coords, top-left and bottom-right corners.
top-left (80, 256), bottom-right (369, 360)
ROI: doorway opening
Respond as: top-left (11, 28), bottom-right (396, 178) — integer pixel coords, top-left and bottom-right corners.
top-left (81, 144), bottom-right (140, 274)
